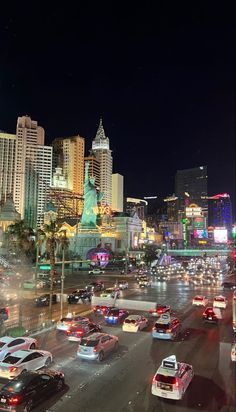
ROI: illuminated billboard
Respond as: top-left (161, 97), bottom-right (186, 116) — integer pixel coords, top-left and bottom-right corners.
top-left (193, 229), bottom-right (207, 239)
top-left (193, 217), bottom-right (205, 229)
top-left (214, 228), bottom-right (228, 244)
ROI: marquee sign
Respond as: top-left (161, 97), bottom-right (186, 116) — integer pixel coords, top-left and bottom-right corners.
top-left (92, 205), bottom-right (111, 215)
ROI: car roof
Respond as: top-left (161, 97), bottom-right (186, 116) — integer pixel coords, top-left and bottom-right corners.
top-left (0, 336), bottom-right (14, 344)
top-left (6, 350), bottom-right (32, 359)
top-left (83, 333), bottom-right (106, 340)
top-left (126, 315), bottom-right (141, 320)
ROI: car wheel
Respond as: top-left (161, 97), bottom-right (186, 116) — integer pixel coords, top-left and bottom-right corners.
top-left (45, 357), bottom-right (52, 367)
top-left (30, 343), bottom-right (36, 349)
top-left (56, 378), bottom-right (64, 391)
top-left (98, 351), bottom-right (104, 362)
top-left (23, 399), bottom-right (33, 412)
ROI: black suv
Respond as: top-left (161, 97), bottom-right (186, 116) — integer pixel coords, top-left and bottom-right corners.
top-left (68, 289), bottom-right (92, 304)
top-left (86, 282), bottom-right (104, 292)
top-left (35, 294), bottom-right (57, 306)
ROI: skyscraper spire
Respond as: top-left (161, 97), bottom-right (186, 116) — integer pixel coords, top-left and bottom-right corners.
top-left (95, 117), bottom-right (107, 141)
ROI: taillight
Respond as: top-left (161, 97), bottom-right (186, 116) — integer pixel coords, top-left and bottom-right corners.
top-left (9, 366), bottom-right (18, 373)
top-left (9, 396), bottom-right (22, 405)
top-left (152, 376), bottom-right (156, 383)
top-left (166, 329), bottom-right (171, 333)
top-left (66, 330), bottom-right (71, 335)
top-left (93, 346), bottom-right (98, 353)
top-left (152, 327), bottom-right (156, 331)
top-left (76, 331), bottom-right (83, 335)
top-left (175, 380), bottom-right (179, 387)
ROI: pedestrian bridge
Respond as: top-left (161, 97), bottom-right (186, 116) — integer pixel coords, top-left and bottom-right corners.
top-left (167, 249), bottom-right (229, 257)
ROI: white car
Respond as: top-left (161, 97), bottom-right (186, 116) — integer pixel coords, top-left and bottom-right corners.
top-left (122, 315), bottom-right (148, 332)
top-left (89, 268), bottom-right (104, 275)
top-left (0, 349), bottom-right (52, 379)
top-left (152, 355), bottom-right (194, 400)
top-left (213, 296), bottom-right (227, 309)
top-left (0, 337), bottom-right (37, 361)
top-left (192, 295), bottom-right (208, 307)
top-left (231, 343), bottom-right (236, 362)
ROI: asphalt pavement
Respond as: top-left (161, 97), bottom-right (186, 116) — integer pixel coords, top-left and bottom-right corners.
top-left (1, 276), bottom-right (235, 412)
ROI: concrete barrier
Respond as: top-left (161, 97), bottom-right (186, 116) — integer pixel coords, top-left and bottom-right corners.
top-left (91, 296), bottom-right (156, 311)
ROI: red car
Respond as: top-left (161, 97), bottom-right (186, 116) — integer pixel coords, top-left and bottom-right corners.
top-left (203, 307), bottom-right (219, 323)
top-left (149, 304), bottom-right (171, 317)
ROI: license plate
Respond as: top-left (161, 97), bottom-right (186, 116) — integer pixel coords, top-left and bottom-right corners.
top-left (160, 384), bottom-right (171, 390)
top-left (161, 391), bottom-right (168, 397)
top-left (1, 398), bottom-right (6, 403)
top-left (158, 330), bottom-right (163, 333)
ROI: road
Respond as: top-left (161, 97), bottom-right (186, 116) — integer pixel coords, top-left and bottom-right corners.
top-left (1, 276), bottom-right (235, 412)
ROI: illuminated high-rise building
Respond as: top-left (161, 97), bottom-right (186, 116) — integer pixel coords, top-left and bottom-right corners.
top-left (91, 119), bottom-right (112, 206)
top-left (208, 193), bottom-right (232, 232)
top-left (0, 132), bottom-right (16, 205)
top-left (52, 135), bottom-right (85, 196)
top-left (14, 116), bottom-right (52, 227)
top-left (164, 194), bottom-right (178, 221)
top-left (175, 166), bottom-right (208, 210)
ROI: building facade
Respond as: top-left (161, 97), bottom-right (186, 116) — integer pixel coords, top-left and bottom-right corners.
top-left (163, 194), bottom-right (178, 221)
top-left (112, 173), bottom-right (124, 212)
top-left (91, 119), bottom-right (112, 206)
top-left (14, 116), bottom-right (52, 227)
top-left (125, 197), bottom-right (147, 221)
top-left (175, 166), bottom-right (208, 211)
top-left (208, 193), bottom-right (232, 232)
top-left (0, 132), bottom-right (16, 205)
top-left (52, 134), bottom-right (85, 195)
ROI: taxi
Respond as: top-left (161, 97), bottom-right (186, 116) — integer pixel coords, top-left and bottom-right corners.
top-left (213, 295), bottom-right (227, 309)
top-left (151, 355), bottom-right (194, 400)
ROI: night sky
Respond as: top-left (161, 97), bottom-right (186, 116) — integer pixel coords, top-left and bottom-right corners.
top-left (0, 3), bottom-right (235, 212)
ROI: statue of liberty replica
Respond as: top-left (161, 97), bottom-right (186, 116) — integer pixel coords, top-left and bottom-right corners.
top-left (80, 161), bottom-right (103, 229)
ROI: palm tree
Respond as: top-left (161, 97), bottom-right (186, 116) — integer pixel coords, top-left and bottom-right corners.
top-left (38, 223), bottom-right (70, 323)
top-left (6, 220), bottom-right (35, 261)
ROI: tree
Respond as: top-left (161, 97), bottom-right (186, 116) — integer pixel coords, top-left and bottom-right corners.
top-left (143, 244), bottom-right (159, 266)
top-left (6, 220), bottom-right (35, 262)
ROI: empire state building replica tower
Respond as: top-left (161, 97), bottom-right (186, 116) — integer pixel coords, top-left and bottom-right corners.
top-left (91, 119), bottom-right (113, 206)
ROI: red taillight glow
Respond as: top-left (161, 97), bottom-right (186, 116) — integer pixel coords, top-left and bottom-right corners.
top-left (166, 329), bottom-right (171, 333)
top-left (152, 327), bottom-right (156, 331)
top-left (93, 347), bottom-right (98, 353)
top-left (175, 380), bottom-right (179, 387)
top-left (9, 366), bottom-right (17, 373)
top-left (9, 396), bottom-right (21, 405)
top-left (66, 330), bottom-right (71, 335)
top-left (152, 376), bottom-right (156, 383)
top-left (76, 330), bottom-right (83, 335)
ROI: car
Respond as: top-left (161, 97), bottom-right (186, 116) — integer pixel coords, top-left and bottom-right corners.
top-left (35, 294), bottom-right (57, 307)
top-left (139, 277), bottom-right (151, 288)
top-left (0, 349), bottom-right (53, 379)
top-left (231, 343), bottom-right (236, 362)
top-left (66, 321), bottom-right (102, 342)
top-left (221, 282), bottom-right (236, 290)
top-left (213, 295), bottom-right (227, 309)
top-left (22, 280), bottom-right (44, 290)
top-left (67, 289), bottom-right (92, 304)
top-left (0, 307), bottom-right (9, 322)
top-left (152, 314), bottom-right (181, 340)
top-left (149, 304), bottom-right (171, 317)
top-left (156, 275), bottom-right (168, 282)
top-left (104, 308), bottom-right (129, 325)
top-left (88, 268), bottom-right (104, 275)
top-left (100, 288), bottom-right (120, 299)
top-left (86, 281), bottom-right (104, 292)
top-left (93, 305), bottom-right (112, 315)
top-left (151, 355), bottom-right (194, 400)
top-left (77, 332), bottom-right (119, 361)
top-left (203, 307), bottom-right (221, 323)
top-left (122, 314), bottom-right (148, 332)
top-left (0, 337), bottom-right (37, 361)
top-left (0, 370), bottom-right (65, 411)
top-left (56, 315), bottom-right (90, 332)
top-left (192, 295), bottom-right (208, 307)
top-left (117, 281), bottom-right (128, 290)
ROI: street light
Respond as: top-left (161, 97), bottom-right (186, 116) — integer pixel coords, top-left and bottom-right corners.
top-left (60, 232), bottom-right (66, 320)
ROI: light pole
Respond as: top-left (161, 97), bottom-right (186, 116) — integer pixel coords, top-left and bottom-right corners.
top-left (60, 244), bottom-right (65, 319)
top-left (125, 219), bottom-right (129, 275)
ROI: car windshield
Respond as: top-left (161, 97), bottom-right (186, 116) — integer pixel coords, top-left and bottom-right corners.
top-left (155, 374), bottom-right (176, 384)
top-left (194, 297), bottom-right (203, 300)
top-left (80, 339), bottom-right (99, 347)
top-left (3, 356), bottom-right (21, 364)
top-left (107, 310), bottom-right (119, 316)
top-left (2, 378), bottom-right (31, 393)
top-left (154, 323), bottom-right (170, 330)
